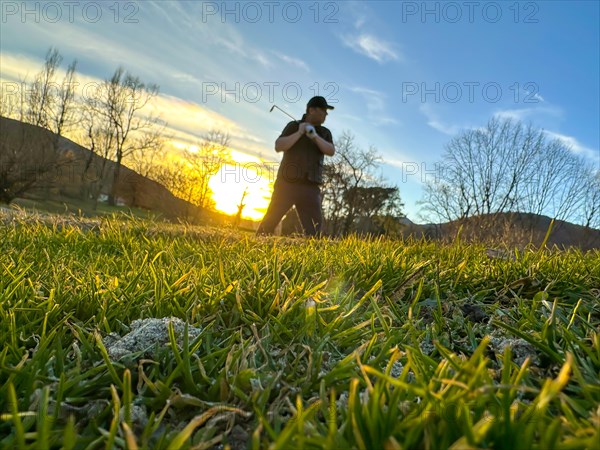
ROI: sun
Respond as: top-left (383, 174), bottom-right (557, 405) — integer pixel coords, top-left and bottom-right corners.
top-left (208, 161), bottom-right (274, 221)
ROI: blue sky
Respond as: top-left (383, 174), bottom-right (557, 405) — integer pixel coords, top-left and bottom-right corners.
top-left (1, 0), bottom-right (599, 221)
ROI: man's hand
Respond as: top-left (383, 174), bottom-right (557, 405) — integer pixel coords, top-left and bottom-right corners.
top-left (275, 123), bottom-right (306, 152)
top-left (298, 123), bottom-right (316, 139)
top-left (297, 122), bottom-right (308, 134)
top-left (275, 122), bottom-right (334, 154)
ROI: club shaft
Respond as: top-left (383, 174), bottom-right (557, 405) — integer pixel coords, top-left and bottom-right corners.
top-left (271, 105), bottom-right (297, 122)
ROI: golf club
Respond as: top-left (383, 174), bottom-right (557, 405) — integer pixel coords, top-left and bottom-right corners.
top-left (269, 104), bottom-right (297, 122)
top-left (269, 105), bottom-right (317, 138)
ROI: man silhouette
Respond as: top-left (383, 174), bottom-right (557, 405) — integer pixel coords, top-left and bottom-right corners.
top-left (257, 96), bottom-right (336, 236)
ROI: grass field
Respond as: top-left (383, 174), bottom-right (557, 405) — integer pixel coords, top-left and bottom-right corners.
top-left (1, 213), bottom-right (599, 449)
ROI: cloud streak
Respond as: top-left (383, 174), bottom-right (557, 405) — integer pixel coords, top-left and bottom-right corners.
top-left (272, 52), bottom-right (310, 72)
top-left (419, 104), bottom-right (461, 135)
top-left (341, 33), bottom-right (400, 64)
top-left (543, 131), bottom-right (599, 162)
top-left (0, 51), bottom-right (273, 164)
top-left (494, 106), bottom-right (563, 122)
top-left (350, 86), bottom-right (398, 126)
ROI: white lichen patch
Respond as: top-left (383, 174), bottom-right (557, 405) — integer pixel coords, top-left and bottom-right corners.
top-left (390, 360), bottom-right (404, 378)
top-left (119, 404), bottom-right (149, 432)
top-left (103, 317), bottom-right (202, 361)
top-left (489, 336), bottom-right (540, 366)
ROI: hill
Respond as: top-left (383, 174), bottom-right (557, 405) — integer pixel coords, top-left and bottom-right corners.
top-left (402, 212), bottom-right (600, 250)
top-left (0, 116), bottom-right (255, 227)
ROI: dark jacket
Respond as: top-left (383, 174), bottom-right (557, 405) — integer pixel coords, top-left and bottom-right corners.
top-left (276, 115), bottom-right (333, 185)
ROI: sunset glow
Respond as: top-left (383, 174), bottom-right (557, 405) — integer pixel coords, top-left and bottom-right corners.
top-left (208, 162), bottom-right (274, 221)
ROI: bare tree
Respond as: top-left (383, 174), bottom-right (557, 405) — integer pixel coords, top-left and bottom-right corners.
top-left (77, 67), bottom-right (161, 207)
top-left (1, 81), bottom-right (23, 119)
top-left (345, 185), bottom-right (404, 235)
top-left (125, 130), bottom-right (166, 178)
top-left (580, 168), bottom-right (600, 229)
top-left (0, 119), bottom-right (56, 203)
top-left (322, 131), bottom-right (380, 234)
top-left (94, 68), bottom-right (161, 205)
top-left (79, 92), bottom-right (116, 207)
top-left (25, 47), bottom-right (61, 128)
top-left (0, 48), bottom-right (78, 203)
top-left (347, 186), bottom-right (403, 218)
top-left (183, 130), bottom-right (232, 209)
top-left (151, 161), bottom-right (188, 199)
top-left (149, 160), bottom-right (209, 220)
top-left (518, 138), bottom-right (585, 221)
top-left (234, 187), bottom-right (249, 227)
top-left (420, 117), bottom-right (588, 225)
top-left (49, 59), bottom-right (78, 138)
top-left (321, 131), bottom-right (402, 235)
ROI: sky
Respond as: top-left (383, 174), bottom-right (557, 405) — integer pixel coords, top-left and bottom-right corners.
top-left (1, 0), bottom-right (599, 222)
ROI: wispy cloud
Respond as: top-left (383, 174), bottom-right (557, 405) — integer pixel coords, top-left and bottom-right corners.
top-left (494, 106), bottom-right (563, 122)
top-left (272, 52), bottom-right (310, 72)
top-left (204, 24), bottom-right (273, 69)
top-left (341, 33), bottom-right (400, 64)
top-left (419, 104), bottom-right (461, 135)
top-left (544, 131), bottom-right (599, 162)
top-left (336, 113), bottom-right (362, 123)
top-left (0, 52), bottom-right (44, 81)
top-left (350, 86), bottom-right (398, 126)
top-left (354, 17), bottom-right (367, 28)
top-left (337, 3), bottom-right (401, 64)
top-left (532, 93), bottom-right (544, 102)
top-left (145, 0), bottom-right (193, 29)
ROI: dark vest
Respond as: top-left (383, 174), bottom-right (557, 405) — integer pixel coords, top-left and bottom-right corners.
top-left (276, 117), bottom-right (333, 185)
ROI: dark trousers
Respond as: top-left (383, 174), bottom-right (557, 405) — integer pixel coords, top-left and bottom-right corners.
top-left (256, 180), bottom-right (323, 236)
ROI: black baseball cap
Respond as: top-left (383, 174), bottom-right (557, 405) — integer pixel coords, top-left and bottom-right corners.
top-left (307, 96), bottom-right (335, 110)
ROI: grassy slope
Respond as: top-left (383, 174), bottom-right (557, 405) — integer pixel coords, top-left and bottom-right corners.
top-left (10, 197), bottom-right (159, 220)
top-left (0, 214), bottom-right (599, 449)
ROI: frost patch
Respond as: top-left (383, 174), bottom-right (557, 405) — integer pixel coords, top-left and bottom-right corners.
top-left (103, 317), bottom-right (202, 361)
top-left (489, 336), bottom-right (540, 366)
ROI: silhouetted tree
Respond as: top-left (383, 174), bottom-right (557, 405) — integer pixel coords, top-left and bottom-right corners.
top-left (81, 67), bottom-right (162, 206)
top-left (183, 130), bottom-right (232, 210)
top-left (322, 131), bottom-right (403, 235)
top-left (420, 117), bottom-right (590, 224)
top-left (0, 48), bottom-right (77, 203)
